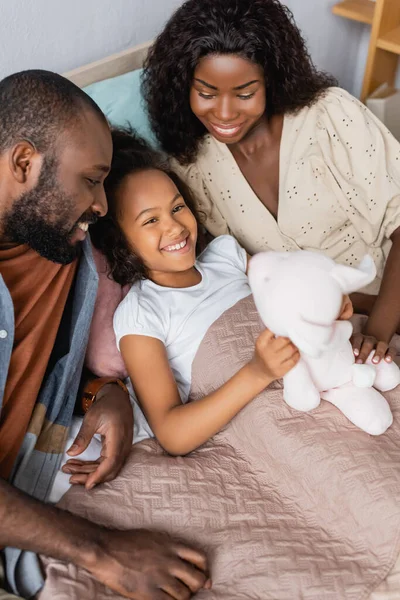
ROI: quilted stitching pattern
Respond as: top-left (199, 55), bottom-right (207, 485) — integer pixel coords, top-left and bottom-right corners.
top-left (40, 296), bottom-right (400, 600)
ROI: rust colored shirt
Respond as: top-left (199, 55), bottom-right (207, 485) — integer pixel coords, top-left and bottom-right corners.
top-left (0, 244), bottom-right (77, 478)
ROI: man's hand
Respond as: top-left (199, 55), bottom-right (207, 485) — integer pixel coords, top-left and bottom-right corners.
top-left (85, 529), bottom-right (211, 600)
top-left (0, 478), bottom-right (211, 600)
top-left (63, 384), bottom-right (133, 489)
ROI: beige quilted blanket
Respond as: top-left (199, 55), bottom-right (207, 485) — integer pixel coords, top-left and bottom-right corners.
top-left (40, 296), bottom-right (400, 600)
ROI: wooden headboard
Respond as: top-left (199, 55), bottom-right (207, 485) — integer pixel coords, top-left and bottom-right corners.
top-left (63, 40), bottom-right (152, 88)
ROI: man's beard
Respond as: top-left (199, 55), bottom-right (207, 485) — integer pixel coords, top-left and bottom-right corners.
top-left (2, 156), bottom-right (95, 264)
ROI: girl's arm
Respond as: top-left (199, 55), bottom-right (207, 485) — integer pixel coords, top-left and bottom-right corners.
top-left (246, 253), bottom-right (251, 274)
top-left (351, 227), bottom-right (400, 364)
top-left (120, 330), bottom-right (298, 456)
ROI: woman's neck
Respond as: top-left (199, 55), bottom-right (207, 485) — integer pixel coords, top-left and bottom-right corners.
top-left (148, 266), bottom-right (202, 289)
top-left (230, 114), bottom-right (284, 159)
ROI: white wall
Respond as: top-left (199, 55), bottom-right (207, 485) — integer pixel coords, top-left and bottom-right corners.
top-left (0, 0), bottom-right (184, 79)
top-left (285, 0), bottom-right (366, 96)
top-left (0, 0), bottom-right (373, 97)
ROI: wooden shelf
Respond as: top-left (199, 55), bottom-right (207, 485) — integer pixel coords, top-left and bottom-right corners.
top-left (332, 0), bottom-right (400, 102)
top-left (332, 0), bottom-right (375, 25)
top-left (377, 25), bottom-right (400, 54)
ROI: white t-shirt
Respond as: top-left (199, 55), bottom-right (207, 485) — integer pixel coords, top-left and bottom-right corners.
top-left (114, 235), bottom-right (251, 443)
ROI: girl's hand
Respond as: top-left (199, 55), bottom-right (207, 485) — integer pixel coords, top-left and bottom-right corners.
top-left (250, 328), bottom-right (300, 382)
top-left (338, 295), bottom-right (354, 320)
top-left (351, 332), bottom-right (396, 365)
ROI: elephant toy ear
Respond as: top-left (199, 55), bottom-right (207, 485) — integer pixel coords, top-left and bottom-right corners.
top-left (331, 255), bottom-right (376, 294)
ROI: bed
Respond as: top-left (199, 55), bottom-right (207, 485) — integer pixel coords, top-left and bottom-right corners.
top-left (64, 41), bottom-right (152, 88)
top-left (37, 44), bottom-right (400, 600)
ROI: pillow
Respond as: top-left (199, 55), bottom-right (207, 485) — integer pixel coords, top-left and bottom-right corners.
top-left (85, 246), bottom-right (129, 379)
top-left (84, 69), bottom-right (157, 146)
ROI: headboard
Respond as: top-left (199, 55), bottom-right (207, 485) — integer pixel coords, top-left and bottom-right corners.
top-left (63, 40), bottom-right (152, 88)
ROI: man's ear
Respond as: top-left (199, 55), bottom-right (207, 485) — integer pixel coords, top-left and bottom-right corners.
top-left (9, 141), bottom-right (39, 184)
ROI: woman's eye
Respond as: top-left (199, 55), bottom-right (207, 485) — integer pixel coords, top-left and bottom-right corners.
top-left (198, 92), bottom-right (215, 100)
top-left (237, 93), bottom-right (255, 100)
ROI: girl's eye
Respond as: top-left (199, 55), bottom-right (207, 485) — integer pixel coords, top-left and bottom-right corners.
top-left (198, 92), bottom-right (215, 100)
top-left (237, 93), bottom-right (255, 100)
top-left (143, 218), bottom-right (158, 226)
top-left (172, 204), bottom-right (185, 213)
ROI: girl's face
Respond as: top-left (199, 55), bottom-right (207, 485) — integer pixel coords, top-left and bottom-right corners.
top-left (117, 169), bottom-right (198, 284)
top-left (190, 53), bottom-right (266, 145)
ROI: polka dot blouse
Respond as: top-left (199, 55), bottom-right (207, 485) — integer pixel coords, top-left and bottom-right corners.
top-left (172, 88), bottom-right (400, 295)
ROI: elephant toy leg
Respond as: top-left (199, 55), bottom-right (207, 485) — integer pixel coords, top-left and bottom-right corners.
top-left (283, 360), bottom-right (321, 412)
top-left (366, 353), bottom-right (400, 392)
top-left (321, 385), bottom-right (393, 435)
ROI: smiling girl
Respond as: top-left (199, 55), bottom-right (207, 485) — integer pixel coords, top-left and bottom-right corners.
top-left (90, 129), bottom-right (301, 455)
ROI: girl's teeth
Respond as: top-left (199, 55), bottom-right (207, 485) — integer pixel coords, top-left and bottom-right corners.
top-left (165, 239), bottom-right (187, 251)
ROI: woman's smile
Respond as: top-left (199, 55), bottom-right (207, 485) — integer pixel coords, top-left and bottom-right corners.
top-left (208, 122), bottom-right (246, 140)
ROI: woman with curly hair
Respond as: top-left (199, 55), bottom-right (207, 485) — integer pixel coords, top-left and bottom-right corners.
top-left (142, 0), bottom-right (400, 367)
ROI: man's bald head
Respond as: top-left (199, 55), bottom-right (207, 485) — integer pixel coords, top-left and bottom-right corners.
top-left (0, 70), bottom-right (112, 264)
top-left (0, 69), bottom-right (107, 154)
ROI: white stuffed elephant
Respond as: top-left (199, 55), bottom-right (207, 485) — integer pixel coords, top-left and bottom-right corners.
top-left (248, 250), bottom-right (400, 435)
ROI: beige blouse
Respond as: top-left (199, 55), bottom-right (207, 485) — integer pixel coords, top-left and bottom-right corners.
top-left (173, 87), bottom-right (400, 294)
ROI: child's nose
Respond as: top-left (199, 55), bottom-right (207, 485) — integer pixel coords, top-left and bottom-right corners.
top-left (166, 216), bottom-right (185, 235)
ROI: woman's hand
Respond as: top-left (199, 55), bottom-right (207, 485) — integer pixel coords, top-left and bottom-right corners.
top-left (351, 332), bottom-right (396, 365)
top-left (249, 328), bottom-right (300, 382)
top-left (350, 228), bottom-right (400, 364)
top-left (338, 295), bottom-right (354, 320)
top-left (341, 293), bottom-right (397, 364)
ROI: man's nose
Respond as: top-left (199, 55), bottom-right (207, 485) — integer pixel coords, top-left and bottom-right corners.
top-left (92, 186), bottom-right (108, 218)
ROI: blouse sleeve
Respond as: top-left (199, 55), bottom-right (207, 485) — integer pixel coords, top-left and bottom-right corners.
top-left (316, 88), bottom-right (400, 246)
top-left (171, 158), bottom-right (231, 237)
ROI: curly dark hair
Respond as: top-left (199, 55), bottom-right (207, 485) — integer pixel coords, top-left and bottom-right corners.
top-left (90, 128), bottom-right (205, 286)
top-left (142, 0), bottom-right (337, 164)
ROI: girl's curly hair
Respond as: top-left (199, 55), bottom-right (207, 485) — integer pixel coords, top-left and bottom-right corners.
top-left (90, 128), bottom-right (205, 286)
top-left (142, 0), bottom-right (337, 165)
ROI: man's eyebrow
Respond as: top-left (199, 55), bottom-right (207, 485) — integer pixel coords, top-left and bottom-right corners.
top-left (194, 78), bottom-right (260, 91)
top-left (93, 165), bottom-right (110, 174)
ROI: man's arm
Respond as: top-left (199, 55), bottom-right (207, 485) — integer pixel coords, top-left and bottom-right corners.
top-left (0, 477), bottom-right (210, 599)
